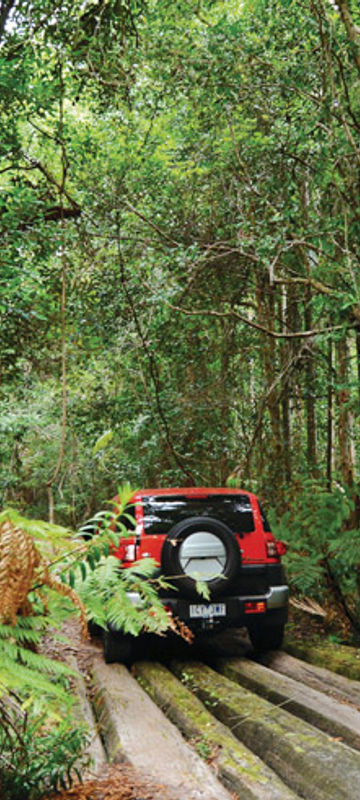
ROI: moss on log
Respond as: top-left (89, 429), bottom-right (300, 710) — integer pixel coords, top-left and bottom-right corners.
top-left (285, 637), bottom-right (360, 680)
top-left (216, 656), bottom-right (360, 751)
top-left (260, 650), bottom-right (360, 707)
top-left (171, 659), bottom-right (360, 800)
top-left (134, 660), bottom-right (299, 800)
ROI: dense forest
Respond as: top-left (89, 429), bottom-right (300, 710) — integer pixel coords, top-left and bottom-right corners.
top-left (1, 1), bottom-right (360, 796)
top-left (1, 1), bottom-right (360, 613)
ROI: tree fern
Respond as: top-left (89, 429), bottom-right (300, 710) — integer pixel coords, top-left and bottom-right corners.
top-left (75, 555), bottom-right (173, 636)
top-left (0, 618), bottom-right (76, 706)
top-left (0, 485), bottom-right (190, 797)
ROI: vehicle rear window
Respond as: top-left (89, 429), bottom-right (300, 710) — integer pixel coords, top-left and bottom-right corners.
top-left (141, 494), bottom-right (254, 535)
top-left (117, 509), bottom-right (136, 531)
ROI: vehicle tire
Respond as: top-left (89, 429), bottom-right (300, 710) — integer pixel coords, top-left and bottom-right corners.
top-left (103, 630), bottom-right (135, 664)
top-left (87, 620), bottom-right (103, 638)
top-left (248, 622), bottom-right (285, 652)
top-left (161, 516), bottom-right (241, 600)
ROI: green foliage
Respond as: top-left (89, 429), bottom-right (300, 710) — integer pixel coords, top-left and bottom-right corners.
top-left (0, 486), bottom-right (174, 798)
top-left (0, 617), bottom-right (77, 704)
top-left (0, 484), bottom-right (189, 800)
top-left (0, 697), bottom-right (88, 800)
top-left (76, 556), bottom-right (174, 635)
top-left (0, 0), bottom-right (359, 633)
top-left (0, 534), bottom-right (86, 799)
top-left (0, 485), bottom-right (178, 700)
top-left (0, 509), bottom-right (86, 712)
top-left (194, 580), bottom-right (211, 601)
top-left (92, 428), bottom-right (114, 457)
top-left (192, 735), bottom-right (213, 761)
top-left (0, 508), bottom-right (72, 561)
top-left (272, 481), bottom-right (360, 604)
top-left (66, 484), bottom-right (184, 637)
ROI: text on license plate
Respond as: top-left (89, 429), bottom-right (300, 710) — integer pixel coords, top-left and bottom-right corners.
top-left (189, 603), bottom-right (226, 619)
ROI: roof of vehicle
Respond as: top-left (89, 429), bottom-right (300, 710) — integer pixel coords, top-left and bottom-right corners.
top-left (133, 487), bottom-right (257, 500)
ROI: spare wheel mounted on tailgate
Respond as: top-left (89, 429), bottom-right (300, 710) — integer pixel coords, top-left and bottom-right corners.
top-left (161, 515), bottom-right (241, 599)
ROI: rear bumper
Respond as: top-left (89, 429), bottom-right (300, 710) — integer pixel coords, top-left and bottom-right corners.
top-left (125, 583), bottom-right (289, 632)
top-left (265, 584), bottom-right (289, 609)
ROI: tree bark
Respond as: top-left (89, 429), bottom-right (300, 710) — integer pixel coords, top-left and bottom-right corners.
top-left (336, 0), bottom-right (360, 76)
top-left (326, 338), bottom-right (334, 491)
top-left (256, 276), bottom-right (283, 494)
top-left (46, 64), bottom-right (68, 523)
top-left (279, 286), bottom-right (291, 484)
top-left (336, 335), bottom-right (354, 488)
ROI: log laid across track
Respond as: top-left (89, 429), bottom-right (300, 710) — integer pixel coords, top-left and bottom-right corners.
top-left (217, 655), bottom-right (360, 750)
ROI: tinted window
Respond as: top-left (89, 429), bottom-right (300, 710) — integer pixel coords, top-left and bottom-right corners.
top-left (117, 507), bottom-right (136, 531)
top-left (141, 494), bottom-right (254, 535)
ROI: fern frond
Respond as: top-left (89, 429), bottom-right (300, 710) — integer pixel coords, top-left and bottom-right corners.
top-left (0, 658), bottom-right (73, 702)
top-left (0, 509), bottom-right (71, 551)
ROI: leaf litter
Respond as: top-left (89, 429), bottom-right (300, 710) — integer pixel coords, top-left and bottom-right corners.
top-left (44, 764), bottom-right (172, 800)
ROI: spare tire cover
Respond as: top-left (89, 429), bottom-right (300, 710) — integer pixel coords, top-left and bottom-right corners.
top-left (161, 516), bottom-right (241, 599)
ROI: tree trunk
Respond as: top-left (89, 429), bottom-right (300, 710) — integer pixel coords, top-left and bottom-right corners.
top-left (304, 285), bottom-right (317, 476)
top-left (256, 276), bottom-right (283, 496)
top-left (279, 286), bottom-right (291, 485)
top-left (326, 338), bottom-right (334, 491)
top-left (336, 335), bottom-right (354, 489)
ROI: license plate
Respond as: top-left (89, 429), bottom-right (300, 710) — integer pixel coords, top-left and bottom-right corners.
top-left (189, 603), bottom-right (226, 619)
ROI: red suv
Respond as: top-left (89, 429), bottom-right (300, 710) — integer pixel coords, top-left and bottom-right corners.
top-left (104, 487), bottom-right (288, 662)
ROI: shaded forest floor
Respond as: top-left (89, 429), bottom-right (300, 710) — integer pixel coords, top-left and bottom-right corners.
top-left (45, 765), bottom-right (173, 800)
top-left (285, 606), bottom-right (360, 681)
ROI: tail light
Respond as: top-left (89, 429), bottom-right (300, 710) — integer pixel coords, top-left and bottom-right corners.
top-left (124, 543), bottom-right (136, 561)
top-left (266, 539), bottom-right (287, 558)
top-left (275, 540), bottom-right (287, 557)
top-left (116, 540), bottom-right (137, 561)
top-left (266, 540), bottom-right (278, 558)
top-left (245, 601), bottom-right (266, 614)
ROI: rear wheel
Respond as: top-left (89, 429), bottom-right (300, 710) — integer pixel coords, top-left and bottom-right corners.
top-left (248, 622), bottom-right (285, 652)
top-left (103, 630), bottom-right (136, 664)
top-left (87, 620), bottom-right (103, 638)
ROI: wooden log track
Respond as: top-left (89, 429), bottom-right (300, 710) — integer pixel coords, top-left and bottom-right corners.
top-left (260, 649), bottom-right (360, 707)
top-left (73, 640), bottom-right (360, 800)
top-left (168, 660), bottom-right (360, 800)
top-left (90, 653), bottom-right (232, 800)
top-left (134, 660), bottom-right (299, 800)
top-left (216, 656), bottom-right (360, 750)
